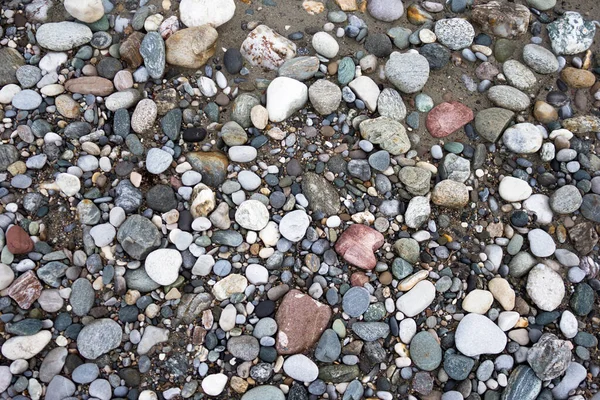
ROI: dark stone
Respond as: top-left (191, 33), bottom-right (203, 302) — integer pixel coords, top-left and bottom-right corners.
top-left (146, 184), bottom-right (177, 212)
top-left (419, 43), bottom-right (451, 70)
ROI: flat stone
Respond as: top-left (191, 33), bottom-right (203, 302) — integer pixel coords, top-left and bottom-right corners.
top-left (342, 286), bottom-right (370, 317)
top-left (335, 224), bottom-right (384, 270)
top-left (488, 85), bottom-right (530, 111)
top-left (455, 313), bottom-right (507, 357)
top-left (301, 172), bottom-right (340, 216)
top-left (410, 331), bottom-right (442, 371)
top-left (396, 280), bottom-right (436, 317)
top-left (36, 22), bottom-right (93, 51)
top-left (498, 176), bottom-right (532, 202)
top-left (385, 52), bottom-right (429, 94)
top-left (283, 354), bottom-right (319, 382)
top-left (1, 330), bottom-right (51, 360)
top-left (241, 25), bottom-right (296, 70)
top-left (77, 318), bottom-right (122, 359)
top-left (145, 249), bottom-right (182, 285)
top-left (426, 101), bottom-right (473, 138)
top-left (359, 117), bottom-right (410, 155)
top-left (165, 26), bottom-right (218, 69)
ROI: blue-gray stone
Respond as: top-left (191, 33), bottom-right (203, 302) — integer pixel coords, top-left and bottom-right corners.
top-left (410, 331), bottom-right (442, 371)
top-left (140, 32), bottom-right (165, 79)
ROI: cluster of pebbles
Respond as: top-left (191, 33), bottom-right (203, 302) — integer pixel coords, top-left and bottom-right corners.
top-left (0, 0), bottom-right (600, 399)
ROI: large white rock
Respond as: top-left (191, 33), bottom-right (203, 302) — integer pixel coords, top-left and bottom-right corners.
top-left (312, 32), bottom-right (339, 58)
top-left (498, 176), bottom-right (532, 202)
top-left (55, 173), bottom-right (81, 196)
top-left (180, 0), bottom-right (235, 28)
top-left (1, 331), bottom-right (52, 360)
top-left (246, 264), bottom-right (269, 285)
top-left (235, 199), bottom-right (269, 231)
top-left (455, 314), bottom-right (507, 357)
top-left (240, 25), bottom-right (297, 70)
top-left (267, 77), bottom-right (308, 122)
top-left (348, 76), bottom-right (380, 112)
top-left (145, 249), bottom-right (182, 285)
top-left (279, 210), bottom-right (310, 242)
top-left (502, 123), bottom-right (543, 154)
top-left (526, 264), bottom-right (564, 311)
top-left (64, 0), bottom-right (104, 23)
top-left (395, 280), bottom-right (435, 317)
top-left (201, 373), bottom-right (228, 396)
top-left (283, 354), bottom-right (319, 382)
top-left (212, 274), bottom-right (248, 300)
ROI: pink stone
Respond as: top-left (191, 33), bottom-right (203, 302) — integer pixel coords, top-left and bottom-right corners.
top-left (426, 101), bottom-right (474, 138)
top-left (7, 271), bottom-right (42, 309)
top-left (275, 289), bottom-right (331, 354)
top-left (335, 224), bottom-right (385, 270)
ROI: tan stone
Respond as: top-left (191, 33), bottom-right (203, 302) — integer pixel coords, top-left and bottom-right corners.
top-left (561, 67), bottom-right (596, 89)
top-left (166, 25), bottom-right (218, 69)
top-left (65, 76), bottom-right (114, 96)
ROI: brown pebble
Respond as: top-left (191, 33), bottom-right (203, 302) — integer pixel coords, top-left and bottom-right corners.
top-left (379, 271), bottom-right (393, 285)
top-left (561, 67), bottom-right (596, 88)
top-left (321, 126), bottom-right (335, 137)
top-left (533, 100), bottom-right (557, 123)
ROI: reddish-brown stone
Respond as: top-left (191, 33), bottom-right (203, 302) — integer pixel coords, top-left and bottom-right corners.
top-left (6, 225), bottom-right (34, 255)
top-left (351, 272), bottom-right (369, 287)
top-left (64, 77), bottom-right (114, 96)
top-left (119, 32), bottom-right (145, 69)
top-left (335, 224), bottom-right (385, 270)
top-left (275, 289), bottom-right (332, 354)
top-left (426, 101), bottom-right (474, 138)
top-left (7, 271), bottom-right (42, 309)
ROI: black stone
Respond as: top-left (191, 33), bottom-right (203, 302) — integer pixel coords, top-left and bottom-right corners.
top-left (146, 184), bottom-right (177, 213)
top-left (255, 300), bottom-right (275, 317)
top-left (419, 43), bottom-right (451, 70)
top-left (224, 48), bottom-right (243, 74)
top-left (182, 127), bottom-right (207, 142)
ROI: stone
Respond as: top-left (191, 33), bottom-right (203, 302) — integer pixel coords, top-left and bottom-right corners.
top-left (212, 274), bottom-right (248, 300)
top-left (526, 264), bottom-right (565, 311)
top-left (140, 32), bottom-right (165, 79)
top-left (145, 249), bottom-right (182, 285)
top-left (235, 200), bottom-right (269, 231)
top-left (309, 79), bottom-right (342, 115)
top-left (426, 101), bottom-right (473, 138)
top-left (528, 229), bottom-right (556, 257)
top-left (0, 263), bottom-right (14, 290)
top-left (65, 77), bottom-right (114, 96)
top-left (502, 366), bottom-right (542, 400)
top-left (0, 145), bottom-right (19, 171)
top-left (405, 196), bottom-right (430, 229)
top-left (409, 331), bottom-right (442, 371)
top-left (359, 117), bottom-right (410, 155)
top-left (547, 12), bottom-right (596, 55)
top-left (6, 225), bottom-right (34, 254)
top-left (228, 335), bottom-right (260, 361)
top-left (165, 26), bottom-right (218, 69)
top-left (45, 376), bottom-right (76, 400)
top-left (399, 166), bottom-right (431, 196)
top-left (419, 43), bottom-right (450, 70)
top-left (552, 362), bottom-right (587, 399)
top-left (502, 123), bottom-right (543, 154)
top-left (471, 1), bottom-right (530, 39)
top-left (7, 271), bottom-right (42, 309)
top-left (278, 56), bottom-right (320, 81)
top-left (180, 0), bottom-right (235, 28)
top-left (241, 386), bottom-right (285, 400)
top-left (549, 185), bottom-right (582, 214)
top-left (117, 215), bottom-right (162, 260)
top-left (342, 287), bottom-right (370, 317)
top-left (377, 88), bottom-right (406, 121)
top-left (266, 77), bottom-right (307, 122)
top-left (527, 0), bottom-right (556, 10)
top-left (444, 354), bottom-right (475, 381)
top-left (77, 319), bottom-right (122, 359)
top-left (455, 314), bottom-right (507, 357)
top-left (72, 364), bottom-right (100, 384)
top-left (202, 373), bottom-right (228, 396)
top-left (283, 354), bottom-right (319, 382)
top-left (498, 176), bottom-right (532, 202)
top-left (434, 18), bottom-right (475, 50)
top-left (488, 277), bottom-right (515, 310)
top-left (503, 60), bottom-right (537, 91)
top-left (312, 32), bottom-right (339, 58)
top-left (352, 322), bottom-right (390, 341)
top-left (523, 44), bottom-right (559, 74)
top-left (335, 224), bottom-right (384, 270)
top-left (11, 90), bottom-right (42, 111)
top-left (487, 85), bottom-right (530, 111)
top-left (70, 278), bottom-right (95, 316)
top-left (462, 289), bottom-right (494, 314)
top-left (39, 347), bottom-right (68, 383)
top-left (0, 48), bottom-right (25, 86)
top-left (276, 290), bottom-right (331, 354)
top-left (187, 151), bottom-right (228, 187)
top-left (301, 172), bottom-right (341, 216)
top-left (36, 22), bottom-right (93, 51)
top-left (396, 280), bottom-right (436, 317)
top-left (315, 329), bottom-right (341, 363)
top-left (64, 0), bottom-right (104, 23)
top-left (431, 180), bottom-right (469, 208)
top-left (348, 76), bottom-right (380, 112)
top-left (561, 67), bottom-right (596, 89)
top-left (364, 33), bottom-right (393, 57)
top-left (105, 89), bottom-right (142, 111)
top-left (1, 330), bottom-right (51, 360)
top-left (385, 52), bottom-right (430, 94)
top-left (368, 0), bottom-right (404, 21)
top-left (241, 25), bottom-right (296, 70)
top-left (279, 210), bottom-right (310, 242)
top-left (138, 326), bottom-right (169, 355)
top-left (119, 32), bottom-right (144, 69)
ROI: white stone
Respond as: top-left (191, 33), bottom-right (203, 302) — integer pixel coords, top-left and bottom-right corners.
top-left (240, 25), bottom-right (297, 70)
top-left (497, 311), bottom-right (520, 331)
top-left (526, 264), bottom-right (564, 311)
top-left (462, 289), bottom-right (494, 314)
top-left (279, 210), bottom-right (310, 242)
top-left (348, 76), bottom-right (380, 112)
top-left (212, 274), bottom-right (248, 301)
top-left (146, 148), bottom-right (173, 175)
top-left (219, 304), bottom-right (237, 332)
top-left (312, 32), bottom-right (339, 58)
top-left (528, 228), bottom-right (556, 257)
top-left (0, 366), bottom-right (12, 393)
top-left (201, 373), bottom-right (228, 396)
top-left (1, 331), bottom-right (52, 360)
top-left (180, 0), bottom-right (235, 28)
top-left (89, 223), bottom-right (116, 247)
top-left (145, 249), bottom-right (182, 285)
top-left (246, 264), bottom-right (268, 285)
top-left (137, 326), bottom-right (169, 355)
top-left (396, 280), bottom-right (435, 317)
top-left (399, 318), bottom-right (417, 344)
top-left (192, 217), bottom-right (212, 231)
top-left (283, 354), bottom-right (319, 382)
top-left (55, 173), bottom-right (81, 196)
top-left (192, 255), bottom-right (215, 276)
top-left (199, 76), bottom-right (217, 97)
top-left (64, 0), bottom-right (104, 23)
top-left (0, 263), bottom-right (15, 290)
top-left (235, 200), bottom-right (269, 231)
top-left (502, 123), bottom-right (543, 154)
top-left (228, 146), bottom-right (257, 163)
top-left (559, 310), bottom-right (578, 339)
top-left (237, 170), bottom-right (261, 191)
top-left (455, 314), bottom-right (507, 357)
top-left (523, 194), bottom-right (553, 225)
top-left (498, 176), bottom-right (532, 202)
top-left (259, 221), bottom-right (280, 246)
top-left (0, 84), bottom-right (21, 104)
top-left (266, 77), bottom-right (308, 122)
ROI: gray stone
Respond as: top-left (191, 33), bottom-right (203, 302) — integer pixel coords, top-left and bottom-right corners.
top-left (522, 44), bottom-right (559, 74)
top-left (278, 56), bottom-right (320, 81)
top-left (527, 333), bottom-right (572, 381)
top-left (301, 172), bottom-right (340, 216)
top-left (503, 365), bottom-right (542, 400)
top-left (0, 48), bottom-right (25, 86)
top-left (351, 322), bottom-right (390, 341)
top-left (117, 215), bottom-right (162, 260)
top-left (231, 93), bottom-right (261, 128)
top-left (140, 32), bottom-right (165, 79)
top-left (377, 88), bottom-right (406, 121)
top-left (241, 386), bottom-right (285, 400)
top-left (77, 318), bottom-right (122, 359)
top-left (552, 362), bottom-right (587, 399)
top-left (503, 60), bottom-right (537, 91)
top-left (12, 90), bottom-right (42, 110)
top-left (309, 79), bottom-right (342, 115)
top-left (549, 185), bottom-right (582, 214)
top-left (399, 166), bottom-right (431, 195)
top-left (315, 329), bottom-right (341, 363)
top-left (502, 123), bottom-right (543, 154)
top-left (114, 180), bottom-right (143, 213)
top-left (434, 18), bottom-right (475, 50)
top-left (440, 154), bottom-right (470, 183)
top-left (342, 287), bottom-right (370, 317)
top-left (45, 376), bottom-right (76, 400)
top-left (547, 12), bottom-right (596, 55)
top-left (487, 85), bottom-right (530, 111)
top-left (368, 0), bottom-right (404, 21)
top-left (360, 117), bottom-right (410, 155)
top-left (475, 108), bottom-right (514, 143)
top-left (410, 331), bottom-right (442, 371)
top-left (385, 52), bottom-right (429, 94)
top-left (72, 363), bottom-right (100, 384)
top-left (36, 22), bottom-right (93, 51)
top-left (39, 347), bottom-right (68, 383)
top-left (0, 145), bottom-right (19, 171)
top-left (227, 335), bottom-right (260, 361)
top-left (70, 278), bottom-right (95, 316)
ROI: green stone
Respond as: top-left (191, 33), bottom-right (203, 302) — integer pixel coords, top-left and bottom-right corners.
top-left (415, 93), bottom-right (434, 112)
top-left (410, 332), bottom-right (442, 371)
top-left (318, 365), bottom-right (360, 383)
top-left (494, 39), bottom-right (516, 63)
top-left (391, 257), bottom-right (413, 280)
top-left (570, 283), bottom-right (595, 316)
top-left (204, 102), bottom-right (219, 122)
top-left (337, 57), bottom-right (355, 86)
top-left (535, 311), bottom-right (560, 325)
top-left (332, 319), bottom-right (346, 338)
top-left (444, 142), bottom-right (464, 154)
top-left (574, 331), bottom-right (597, 348)
top-left (87, 15), bottom-right (109, 32)
top-left (443, 353), bottom-right (475, 381)
top-left (364, 303), bottom-right (386, 322)
top-left (5, 319), bottom-right (43, 336)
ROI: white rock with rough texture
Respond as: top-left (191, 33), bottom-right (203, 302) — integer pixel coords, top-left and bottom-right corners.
top-left (259, 221), bottom-right (280, 246)
top-left (396, 280), bottom-right (435, 317)
top-left (455, 314), bottom-right (507, 357)
top-left (241, 25), bottom-right (297, 70)
top-left (1, 331), bottom-right (52, 360)
top-left (526, 264), bottom-right (565, 311)
top-left (312, 32), bottom-right (339, 58)
top-left (235, 200), bottom-right (269, 231)
top-left (498, 176), bottom-right (532, 202)
top-left (399, 318), bottom-right (417, 344)
top-left (180, 0), bottom-right (235, 28)
top-left (267, 77), bottom-right (308, 122)
top-left (279, 210), bottom-right (310, 242)
top-left (192, 255), bottom-right (215, 276)
top-left (502, 123), bottom-right (543, 154)
top-left (212, 274), bottom-right (248, 300)
top-left (146, 148), bottom-right (173, 175)
top-left (201, 373), bottom-right (228, 396)
top-left (64, 0), bottom-right (104, 23)
top-left (145, 249), bottom-right (182, 285)
top-left (462, 290), bottom-right (494, 314)
top-left (348, 76), bottom-right (380, 112)
top-left (283, 354), bottom-right (319, 382)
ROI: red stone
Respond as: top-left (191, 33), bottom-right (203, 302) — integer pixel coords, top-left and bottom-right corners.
top-left (7, 271), bottom-right (42, 309)
top-left (275, 289), bottom-right (332, 354)
top-left (335, 224), bottom-right (385, 270)
top-left (426, 101), bottom-right (474, 138)
top-left (351, 272), bottom-right (369, 287)
top-left (6, 225), bottom-right (34, 255)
